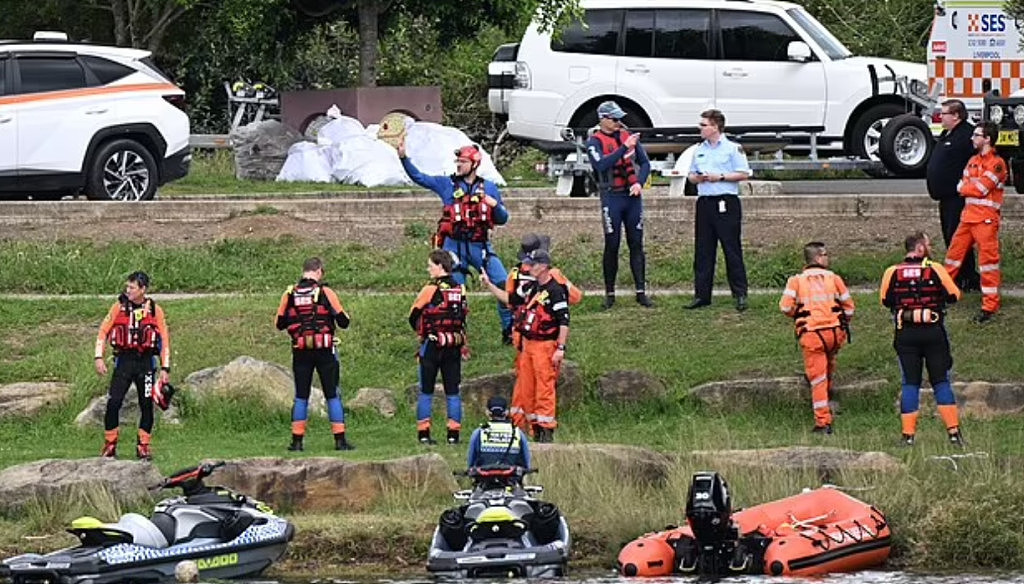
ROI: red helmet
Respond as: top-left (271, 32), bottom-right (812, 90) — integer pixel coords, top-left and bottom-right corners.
top-left (454, 145), bottom-right (482, 165)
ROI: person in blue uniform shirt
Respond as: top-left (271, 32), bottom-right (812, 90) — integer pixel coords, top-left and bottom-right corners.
top-left (585, 100), bottom-right (653, 309)
top-left (399, 139), bottom-right (514, 343)
top-left (467, 396), bottom-right (532, 470)
top-left (686, 108), bottom-right (752, 312)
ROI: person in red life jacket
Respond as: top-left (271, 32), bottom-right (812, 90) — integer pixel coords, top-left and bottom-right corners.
top-left (480, 234), bottom-right (582, 435)
top-left (779, 242), bottom-right (855, 435)
top-left (94, 271), bottom-right (170, 460)
top-left (944, 121), bottom-right (1007, 323)
top-left (397, 138), bottom-right (513, 344)
top-left (409, 249), bottom-right (469, 445)
top-left (585, 100), bottom-right (653, 309)
top-left (505, 248), bottom-right (569, 443)
top-left (881, 232), bottom-right (965, 447)
top-left (275, 257), bottom-right (353, 452)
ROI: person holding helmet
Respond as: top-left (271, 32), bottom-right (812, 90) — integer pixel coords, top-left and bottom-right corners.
top-left (586, 100), bottom-right (653, 309)
top-left (480, 233), bottom-right (582, 435)
top-left (467, 395), bottom-right (532, 470)
top-left (398, 139), bottom-right (514, 344)
top-left (409, 249), bottom-right (470, 445)
top-left (94, 271), bottom-right (171, 460)
top-left (275, 257), bottom-right (354, 452)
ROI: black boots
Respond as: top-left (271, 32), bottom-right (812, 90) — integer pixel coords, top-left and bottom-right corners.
top-left (447, 429), bottom-right (460, 445)
top-left (287, 434), bottom-right (304, 451)
top-left (532, 424), bottom-right (554, 443)
top-left (418, 429), bottom-right (437, 445)
top-left (334, 432), bottom-right (354, 451)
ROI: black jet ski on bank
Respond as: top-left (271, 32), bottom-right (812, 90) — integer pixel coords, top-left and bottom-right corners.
top-left (427, 465), bottom-right (571, 578)
top-left (0, 461), bottom-right (293, 584)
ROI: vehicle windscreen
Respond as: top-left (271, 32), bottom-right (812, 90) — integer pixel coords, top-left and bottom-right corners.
top-left (786, 8), bottom-right (851, 60)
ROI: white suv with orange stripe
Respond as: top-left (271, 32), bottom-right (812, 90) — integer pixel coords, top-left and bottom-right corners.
top-left (0, 32), bottom-right (190, 201)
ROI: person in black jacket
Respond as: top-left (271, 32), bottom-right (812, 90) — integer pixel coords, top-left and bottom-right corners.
top-left (926, 99), bottom-right (980, 291)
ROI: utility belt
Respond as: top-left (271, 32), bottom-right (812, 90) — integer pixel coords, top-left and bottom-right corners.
top-left (292, 332), bottom-right (334, 350)
top-left (426, 331), bottom-right (465, 347)
top-left (520, 332), bottom-right (559, 343)
top-left (896, 308), bottom-right (942, 329)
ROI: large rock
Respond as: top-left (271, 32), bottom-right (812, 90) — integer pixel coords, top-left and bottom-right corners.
top-left (75, 395), bottom-right (181, 427)
top-left (596, 370), bottom-right (668, 403)
top-left (0, 459), bottom-right (162, 517)
top-left (348, 387), bottom-right (397, 418)
top-left (210, 455), bottom-right (456, 512)
top-left (0, 382), bottom-right (71, 420)
top-left (687, 447), bottom-right (902, 474)
top-left (689, 377), bottom-right (887, 409)
top-left (231, 120), bottom-right (303, 181)
top-left (916, 380), bottom-right (1024, 419)
top-left (184, 356), bottom-right (323, 415)
top-left (530, 443), bottom-right (673, 487)
top-left (407, 361), bottom-right (584, 413)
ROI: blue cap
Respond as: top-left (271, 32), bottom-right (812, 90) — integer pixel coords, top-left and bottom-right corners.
top-left (487, 396), bottom-right (508, 416)
top-left (597, 100), bottom-right (626, 120)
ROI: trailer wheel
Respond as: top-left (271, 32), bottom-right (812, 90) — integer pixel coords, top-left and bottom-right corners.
top-left (569, 173), bottom-right (598, 197)
top-left (878, 113), bottom-right (934, 178)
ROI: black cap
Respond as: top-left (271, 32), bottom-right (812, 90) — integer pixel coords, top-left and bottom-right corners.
top-left (522, 248), bottom-right (551, 266)
top-left (518, 233), bottom-right (552, 261)
top-left (487, 395), bottom-right (508, 416)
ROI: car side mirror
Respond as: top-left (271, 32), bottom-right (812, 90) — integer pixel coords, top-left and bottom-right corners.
top-left (787, 41), bottom-right (812, 63)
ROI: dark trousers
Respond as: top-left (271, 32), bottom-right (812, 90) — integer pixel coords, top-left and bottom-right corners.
top-left (694, 195), bottom-right (747, 301)
top-left (600, 192), bottom-right (646, 294)
top-left (894, 324), bottom-right (953, 387)
top-left (419, 343), bottom-right (462, 396)
top-left (938, 197), bottom-right (979, 286)
top-left (292, 348), bottom-right (340, 401)
top-left (104, 353), bottom-right (155, 433)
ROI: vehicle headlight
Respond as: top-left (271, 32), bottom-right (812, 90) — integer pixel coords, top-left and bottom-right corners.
top-left (989, 105), bottom-right (1004, 125)
top-left (1014, 105), bottom-right (1024, 127)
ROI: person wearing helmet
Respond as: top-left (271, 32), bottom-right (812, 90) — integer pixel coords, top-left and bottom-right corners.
top-left (94, 271), bottom-right (171, 461)
top-left (398, 139), bottom-right (514, 345)
top-left (585, 100), bottom-right (653, 310)
top-left (467, 395), bottom-right (532, 470)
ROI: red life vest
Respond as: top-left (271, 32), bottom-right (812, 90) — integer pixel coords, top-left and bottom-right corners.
top-left (108, 297), bottom-right (161, 354)
top-left (284, 282), bottom-right (336, 349)
top-left (509, 266), bottom-right (537, 329)
top-left (515, 288), bottom-right (561, 341)
top-left (441, 178), bottom-right (494, 242)
top-left (419, 281), bottom-right (468, 345)
top-left (593, 130), bottom-right (638, 192)
top-left (886, 259), bottom-right (947, 325)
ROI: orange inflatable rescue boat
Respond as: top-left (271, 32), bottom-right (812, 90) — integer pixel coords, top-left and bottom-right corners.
top-left (619, 472), bottom-right (890, 577)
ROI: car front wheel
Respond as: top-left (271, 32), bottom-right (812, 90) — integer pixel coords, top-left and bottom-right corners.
top-left (85, 139), bottom-right (159, 201)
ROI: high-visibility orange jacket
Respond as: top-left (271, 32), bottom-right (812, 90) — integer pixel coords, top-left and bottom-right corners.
top-left (779, 266), bottom-right (855, 335)
top-left (957, 149), bottom-right (1007, 224)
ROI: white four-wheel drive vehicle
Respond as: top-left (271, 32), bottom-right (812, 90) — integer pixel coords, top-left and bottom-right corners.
top-left (0, 32), bottom-right (191, 201)
top-left (489, 0), bottom-right (935, 176)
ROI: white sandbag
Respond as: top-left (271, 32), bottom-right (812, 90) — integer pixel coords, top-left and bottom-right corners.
top-left (316, 115), bottom-right (366, 146)
top-left (276, 141), bottom-right (335, 183)
top-left (404, 121), bottom-right (506, 185)
top-left (331, 135), bottom-right (413, 187)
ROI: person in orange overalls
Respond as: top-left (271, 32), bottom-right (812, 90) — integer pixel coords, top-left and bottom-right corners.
top-left (94, 271), bottom-right (170, 460)
top-left (275, 257), bottom-right (353, 452)
top-left (480, 234), bottom-right (582, 437)
top-left (779, 242), bottom-right (855, 435)
top-left (944, 121), bottom-right (1007, 323)
top-left (880, 232), bottom-right (964, 447)
top-left (409, 249), bottom-right (469, 445)
top-left (489, 248), bottom-right (569, 442)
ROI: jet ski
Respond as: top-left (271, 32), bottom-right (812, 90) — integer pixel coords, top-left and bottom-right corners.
top-left (427, 465), bottom-right (571, 578)
top-left (0, 461), bottom-right (294, 584)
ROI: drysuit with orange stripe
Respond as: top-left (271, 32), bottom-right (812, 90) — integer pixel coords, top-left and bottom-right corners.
top-left (409, 275), bottom-right (468, 443)
top-left (275, 278), bottom-right (351, 448)
top-left (880, 256), bottom-right (962, 441)
top-left (504, 264), bottom-right (583, 435)
top-left (945, 148), bottom-right (1007, 314)
top-left (779, 266), bottom-right (855, 430)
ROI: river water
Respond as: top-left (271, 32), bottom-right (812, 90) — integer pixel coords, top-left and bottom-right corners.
top-left (253, 570), bottom-right (1024, 584)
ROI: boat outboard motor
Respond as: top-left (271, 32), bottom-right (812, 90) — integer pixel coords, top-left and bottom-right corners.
top-left (682, 471), bottom-right (746, 574)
